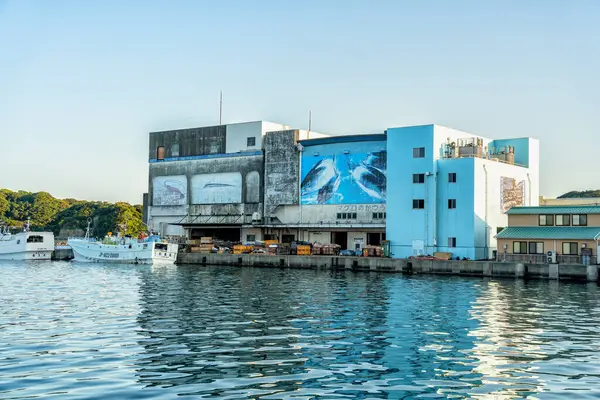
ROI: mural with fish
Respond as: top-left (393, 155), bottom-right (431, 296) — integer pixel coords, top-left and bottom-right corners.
top-left (301, 142), bottom-right (386, 205)
top-left (191, 172), bottom-right (242, 204)
top-left (153, 175), bottom-right (187, 206)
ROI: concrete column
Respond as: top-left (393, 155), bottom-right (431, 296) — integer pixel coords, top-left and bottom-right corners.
top-left (587, 265), bottom-right (598, 282)
top-left (515, 263), bottom-right (525, 278)
top-left (549, 264), bottom-right (559, 280)
top-left (483, 262), bottom-right (493, 277)
top-left (452, 263), bottom-right (461, 274)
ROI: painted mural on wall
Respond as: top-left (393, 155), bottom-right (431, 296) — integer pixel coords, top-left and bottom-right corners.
top-left (301, 143), bottom-right (386, 205)
top-left (191, 172), bottom-right (242, 204)
top-left (500, 176), bottom-right (525, 213)
top-left (152, 175), bottom-right (187, 206)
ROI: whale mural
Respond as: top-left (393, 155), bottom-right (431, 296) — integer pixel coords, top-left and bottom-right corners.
top-left (300, 143), bottom-right (387, 205)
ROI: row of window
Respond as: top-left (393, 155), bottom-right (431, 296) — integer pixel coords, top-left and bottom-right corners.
top-left (512, 241), bottom-right (580, 255)
top-left (413, 173), bottom-right (457, 184)
top-left (335, 212), bottom-right (387, 220)
top-left (155, 136), bottom-right (257, 160)
top-left (538, 214), bottom-right (588, 226)
top-left (412, 199), bottom-right (457, 209)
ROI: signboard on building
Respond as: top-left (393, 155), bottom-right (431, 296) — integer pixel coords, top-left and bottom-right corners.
top-left (500, 177), bottom-right (525, 213)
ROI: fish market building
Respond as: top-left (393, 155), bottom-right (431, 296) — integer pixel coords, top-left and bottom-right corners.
top-left (145, 121), bottom-right (539, 257)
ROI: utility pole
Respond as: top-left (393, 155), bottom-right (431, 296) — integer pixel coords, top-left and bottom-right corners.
top-left (219, 91), bottom-right (223, 125)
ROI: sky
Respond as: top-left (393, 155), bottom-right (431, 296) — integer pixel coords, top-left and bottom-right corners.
top-left (0, 0), bottom-right (598, 204)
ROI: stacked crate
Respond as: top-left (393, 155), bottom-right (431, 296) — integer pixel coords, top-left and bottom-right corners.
top-left (311, 243), bottom-right (323, 255)
top-left (233, 244), bottom-right (253, 254)
top-left (362, 246), bottom-right (383, 257)
top-left (322, 244), bottom-right (341, 255)
top-left (296, 245), bottom-right (311, 255)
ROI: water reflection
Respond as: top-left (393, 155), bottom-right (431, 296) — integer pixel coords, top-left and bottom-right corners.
top-left (2, 262), bottom-right (600, 399)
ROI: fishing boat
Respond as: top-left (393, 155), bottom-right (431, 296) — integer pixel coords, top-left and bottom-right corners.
top-left (67, 220), bottom-right (178, 264)
top-left (0, 221), bottom-right (55, 261)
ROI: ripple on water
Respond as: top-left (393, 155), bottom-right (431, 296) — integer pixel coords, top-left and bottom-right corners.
top-left (2, 262), bottom-right (600, 398)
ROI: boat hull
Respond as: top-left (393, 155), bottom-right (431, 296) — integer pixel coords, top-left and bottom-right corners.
top-left (68, 239), bottom-right (178, 265)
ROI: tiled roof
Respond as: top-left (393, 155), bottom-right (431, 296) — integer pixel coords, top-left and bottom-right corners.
top-left (496, 226), bottom-right (600, 240)
top-left (507, 205), bottom-right (600, 215)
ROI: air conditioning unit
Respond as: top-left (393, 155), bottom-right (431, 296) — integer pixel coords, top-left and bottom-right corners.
top-left (547, 250), bottom-right (556, 264)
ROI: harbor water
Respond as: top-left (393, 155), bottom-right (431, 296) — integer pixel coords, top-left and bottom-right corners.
top-left (2, 261), bottom-right (600, 399)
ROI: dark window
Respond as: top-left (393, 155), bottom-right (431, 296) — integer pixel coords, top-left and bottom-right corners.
top-left (448, 237), bottom-right (456, 248)
top-left (412, 147), bottom-right (425, 158)
top-left (157, 146), bottom-right (165, 160)
top-left (337, 213), bottom-right (342, 219)
top-left (413, 199), bottom-right (425, 209)
top-left (448, 173), bottom-right (457, 183)
top-left (555, 215), bottom-right (570, 226)
top-left (562, 242), bottom-right (578, 255)
top-left (513, 241), bottom-right (527, 254)
top-left (539, 215), bottom-right (554, 226)
top-left (448, 199), bottom-right (456, 209)
top-left (384, 212), bottom-right (386, 218)
top-left (352, 213), bottom-right (357, 219)
top-left (26, 235), bottom-right (43, 243)
top-left (171, 143), bottom-right (180, 157)
top-left (528, 242), bottom-right (544, 254)
top-left (247, 137), bottom-right (256, 147)
top-left (413, 173), bottom-right (425, 184)
top-left (573, 214), bottom-right (587, 226)
top-left (246, 234), bottom-right (256, 242)
top-left (372, 212), bottom-right (385, 219)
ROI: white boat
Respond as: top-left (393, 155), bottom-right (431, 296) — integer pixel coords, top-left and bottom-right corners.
top-left (67, 222), bottom-right (178, 264)
top-left (0, 222), bottom-right (55, 261)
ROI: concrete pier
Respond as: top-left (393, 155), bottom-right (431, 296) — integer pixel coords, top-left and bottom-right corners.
top-left (177, 253), bottom-right (600, 282)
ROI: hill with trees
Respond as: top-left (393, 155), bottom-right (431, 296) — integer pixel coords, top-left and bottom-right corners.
top-left (0, 189), bottom-right (144, 239)
top-left (558, 190), bottom-right (600, 199)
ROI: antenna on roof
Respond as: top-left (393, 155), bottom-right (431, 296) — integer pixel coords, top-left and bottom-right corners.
top-left (219, 91), bottom-right (223, 125)
top-left (308, 110), bottom-right (312, 138)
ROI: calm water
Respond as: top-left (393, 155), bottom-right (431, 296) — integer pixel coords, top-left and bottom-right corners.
top-left (1, 262), bottom-right (600, 399)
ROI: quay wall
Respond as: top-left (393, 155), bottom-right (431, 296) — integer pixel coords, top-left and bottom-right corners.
top-left (177, 253), bottom-right (600, 282)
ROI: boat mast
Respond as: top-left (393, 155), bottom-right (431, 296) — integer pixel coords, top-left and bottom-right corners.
top-left (85, 218), bottom-right (92, 240)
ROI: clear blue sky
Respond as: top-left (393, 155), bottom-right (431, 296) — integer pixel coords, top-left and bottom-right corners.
top-left (1, 0), bottom-right (598, 204)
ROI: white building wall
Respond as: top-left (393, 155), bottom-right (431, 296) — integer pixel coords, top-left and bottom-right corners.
top-left (225, 121), bottom-right (291, 153)
top-left (241, 227), bottom-right (262, 242)
top-left (273, 204), bottom-right (387, 225)
top-left (473, 158), bottom-right (539, 258)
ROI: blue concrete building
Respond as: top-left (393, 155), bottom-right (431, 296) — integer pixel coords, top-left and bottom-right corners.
top-left (386, 125), bottom-right (539, 260)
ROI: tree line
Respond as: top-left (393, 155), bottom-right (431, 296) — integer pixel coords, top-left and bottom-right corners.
top-left (0, 189), bottom-right (144, 239)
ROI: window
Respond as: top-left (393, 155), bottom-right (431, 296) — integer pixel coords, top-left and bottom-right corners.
top-left (448, 199), bottom-right (456, 209)
top-left (573, 214), bottom-right (588, 226)
top-left (247, 137), bottom-right (256, 147)
top-left (412, 147), bottom-right (425, 158)
top-left (171, 143), bottom-right (180, 157)
top-left (413, 199), bottom-right (425, 209)
top-left (337, 213), bottom-right (357, 220)
top-left (26, 235), bottom-right (44, 243)
top-left (246, 234), bottom-right (256, 242)
top-left (157, 146), bottom-right (165, 160)
top-left (372, 212), bottom-right (385, 219)
top-left (562, 242), bottom-right (579, 255)
top-left (413, 173), bottom-right (425, 184)
top-left (337, 213), bottom-right (342, 219)
top-left (556, 215), bottom-right (570, 226)
top-left (539, 215), bottom-right (554, 226)
top-left (513, 241), bottom-right (527, 254)
top-left (448, 173), bottom-right (457, 183)
top-left (448, 237), bottom-right (456, 248)
top-left (528, 242), bottom-right (544, 254)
